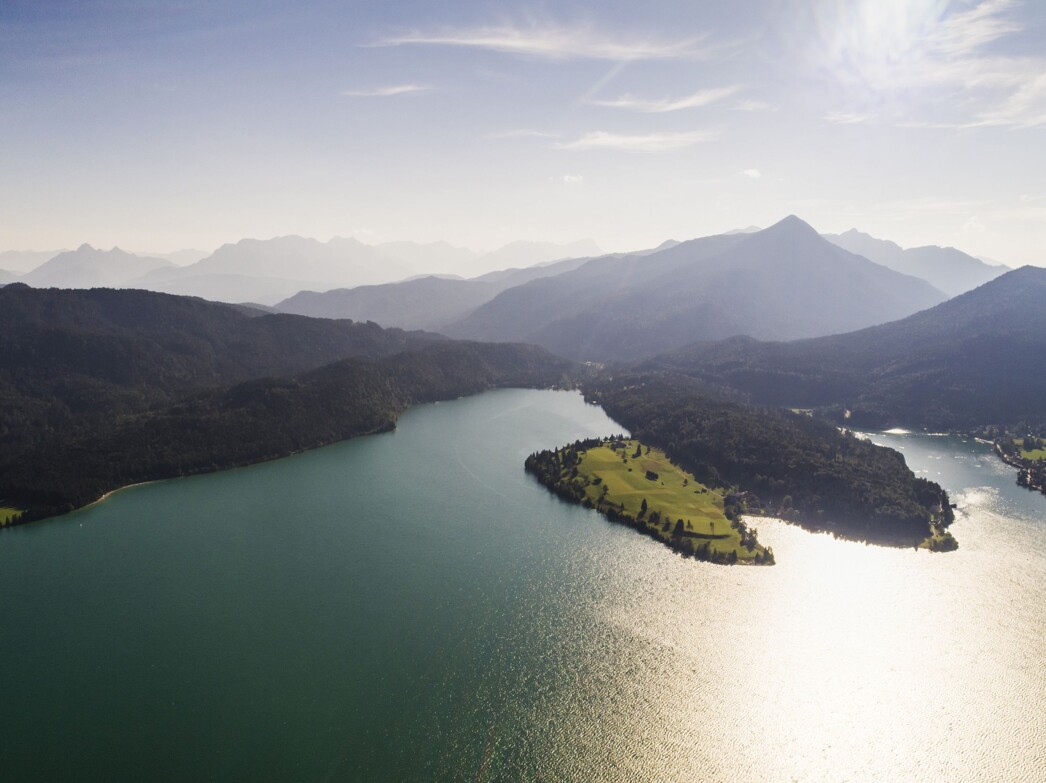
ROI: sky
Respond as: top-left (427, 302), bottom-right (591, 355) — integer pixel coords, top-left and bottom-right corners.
top-left (1, 0), bottom-right (1044, 266)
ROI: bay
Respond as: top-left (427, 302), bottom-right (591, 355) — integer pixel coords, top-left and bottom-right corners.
top-left (0, 390), bottom-right (1043, 781)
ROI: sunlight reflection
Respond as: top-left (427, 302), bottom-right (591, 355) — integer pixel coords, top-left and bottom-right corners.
top-left (813, 0), bottom-right (949, 92)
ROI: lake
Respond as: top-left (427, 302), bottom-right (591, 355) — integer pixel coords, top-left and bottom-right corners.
top-left (1, 389), bottom-right (1043, 781)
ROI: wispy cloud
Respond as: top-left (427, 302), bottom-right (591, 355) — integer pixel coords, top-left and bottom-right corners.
top-left (973, 72), bottom-right (1046, 129)
top-left (373, 23), bottom-right (715, 61)
top-left (341, 84), bottom-right (429, 97)
top-left (733, 99), bottom-right (775, 112)
top-left (742, 169), bottom-right (761, 179)
top-left (558, 130), bottom-right (717, 153)
top-left (824, 110), bottom-right (871, 125)
top-left (822, 0), bottom-right (1046, 129)
top-left (589, 86), bottom-right (741, 113)
top-left (485, 129), bottom-right (560, 140)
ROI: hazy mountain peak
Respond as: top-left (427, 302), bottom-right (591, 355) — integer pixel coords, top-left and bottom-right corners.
top-left (995, 264), bottom-right (1046, 288)
top-left (22, 245), bottom-right (173, 289)
top-left (763, 214), bottom-right (820, 237)
top-left (824, 227), bottom-right (1006, 297)
top-left (838, 228), bottom-right (903, 251)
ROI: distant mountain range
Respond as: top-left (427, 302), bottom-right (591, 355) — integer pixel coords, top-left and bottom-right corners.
top-left (823, 229), bottom-right (1007, 297)
top-left (1, 237), bottom-right (603, 305)
top-left (127, 236), bottom-right (413, 304)
top-left (646, 265), bottom-right (1046, 428)
top-left (20, 244), bottom-right (174, 289)
top-left (276, 254), bottom-right (595, 329)
top-left (443, 216), bottom-right (948, 361)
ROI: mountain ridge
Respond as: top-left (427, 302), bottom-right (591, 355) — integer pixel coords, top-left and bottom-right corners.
top-left (824, 228), bottom-right (1006, 297)
top-left (647, 265), bottom-right (1046, 428)
top-left (445, 216), bottom-right (947, 361)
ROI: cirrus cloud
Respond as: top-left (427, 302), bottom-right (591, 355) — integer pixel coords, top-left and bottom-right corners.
top-left (557, 130), bottom-right (717, 153)
top-left (372, 22), bottom-right (716, 61)
top-left (589, 86), bottom-right (741, 113)
top-left (341, 84), bottom-right (430, 97)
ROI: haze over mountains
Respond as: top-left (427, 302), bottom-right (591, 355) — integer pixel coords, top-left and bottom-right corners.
top-left (2, 219), bottom-right (1042, 525)
top-left (0, 249), bottom-right (70, 273)
top-left (444, 216), bottom-right (947, 361)
top-left (3, 217), bottom-right (1013, 369)
top-left (276, 253), bottom-right (596, 329)
top-left (824, 229), bottom-right (1007, 297)
top-left (20, 245), bottom-right (174, 289)
top-left (648, 265), bottom-right (1046, 429)
top-left (0, 237), bottom-right (604, 306)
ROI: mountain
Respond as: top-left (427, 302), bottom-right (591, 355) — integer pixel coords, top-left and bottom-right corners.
top-left (649, 266), bottom-right (1046, 428)
top-left (445, 216), bottom-right (947, 362)
top-left (0, 285), bottom-right (438, 407)
top-left (278, 277), bottom-right (499, 329)
top-left (0, 285), bottom-right (572, 521)
top-left (461, 239), bottom-right (602, 278)
top-left (0, 284), bottom-right (441, 464)
top-left (0, 269), bottom-right (15, 284)
top-left (824, 229), bottom-right (1006, 297)
top-left (275, 253), bottom-right (595, 328)
top-left (19, 244), bottom-right (174, 288)
top-left (0, 249), bottom-right (67, 273)
top-left (127, 236), bottom-right (415, 304)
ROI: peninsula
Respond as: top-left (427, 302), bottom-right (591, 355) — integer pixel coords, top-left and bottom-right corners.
top-left (526, 436), bottom-right (773, 565)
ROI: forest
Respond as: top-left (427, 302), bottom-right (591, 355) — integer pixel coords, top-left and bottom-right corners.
top-left (584, 373), bottom-right (955, 548)
top-left (0, 287), bottom-right (572, 522)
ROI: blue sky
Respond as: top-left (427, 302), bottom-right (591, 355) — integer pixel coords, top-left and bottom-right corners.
top-left (1, 0), bottom-right (1044, 266)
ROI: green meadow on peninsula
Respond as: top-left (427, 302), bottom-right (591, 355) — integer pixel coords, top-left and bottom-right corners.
top-left (526, 437), bottom-right (772, 565)
top-left (0, 504), bottom-right (23, 527)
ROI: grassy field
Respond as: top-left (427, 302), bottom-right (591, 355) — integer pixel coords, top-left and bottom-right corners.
top-left (0, 504), bottom-right (23, 527)
top-left (574, 439), bottom-right (768, 563)
top-left (1016, 438), bottom-right (1046, 460)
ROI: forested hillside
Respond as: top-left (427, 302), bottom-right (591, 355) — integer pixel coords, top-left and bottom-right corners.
top-left (0, 287), bottom-right (570, 522)
top-left (647, 266), bottom-right (1046, 429)
top-left (585, 374), bottom-right (954, 548)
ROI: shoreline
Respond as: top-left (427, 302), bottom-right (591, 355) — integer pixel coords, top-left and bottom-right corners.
top-left (73, 420), bottom-right (402, 520)
top-left (6, 386), bottom-right (564, 527)
top-left (993, 441), bottom-right (1046, 497)
top-left (84, 480), bottom-right (161, 510)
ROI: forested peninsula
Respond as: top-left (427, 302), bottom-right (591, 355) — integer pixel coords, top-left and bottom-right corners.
top-left (526, 437), bottom-right (773, 565)
top-left (584, 374), bottom-right (956, 550)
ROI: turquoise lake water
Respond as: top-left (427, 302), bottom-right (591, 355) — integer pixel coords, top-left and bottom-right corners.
top-left (1, 389), bottom-right (1043, 781)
